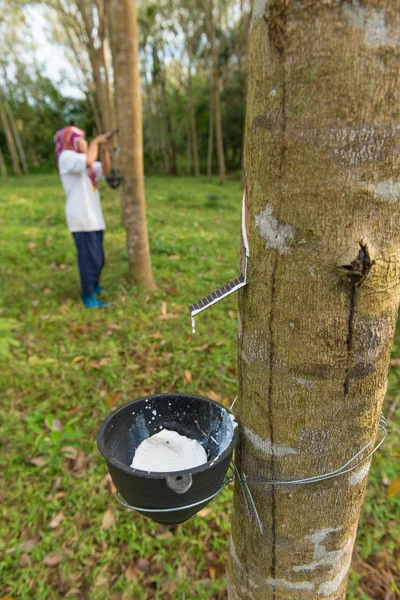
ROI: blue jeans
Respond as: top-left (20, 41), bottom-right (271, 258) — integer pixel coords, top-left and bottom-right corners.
top-left (72, 231), bottom-right (105, 297)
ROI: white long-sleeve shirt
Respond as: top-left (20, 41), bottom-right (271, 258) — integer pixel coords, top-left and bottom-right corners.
top-left (59, 150), bottom-right (106, 233)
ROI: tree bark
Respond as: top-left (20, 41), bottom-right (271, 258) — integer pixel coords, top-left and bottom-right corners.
top-left (0, 102), bottom-right (22, 177)
top-left (160, 65), bottom-right (178, 177)
top-left (91, 48), bottom-right (113, 132)
top-left (0, 145), bottom-right (8, 182)
top-left (186, 116), bottom-right (192, 176)
top-left (109, 0), bottom-right (155, 289)
top-left (187, 43), bottom-right (200, 177)
top-left (204, 0), bottom-right (226, 184)
top-left (229, 1), bottom-right (400, 599)
top-left (102, 36), bottom-right (118, 135)
top-left (88, 90), bottom-right (102, 135)
top-left (207, 92), bottom-right (214, 177)
top-left (5, 102), bottom-right (29, 176)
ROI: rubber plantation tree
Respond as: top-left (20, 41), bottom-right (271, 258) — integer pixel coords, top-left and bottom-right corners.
top-left (229, 1), bottom-right (400, 599)
top-left (108, 0), bottom-right (155, 289)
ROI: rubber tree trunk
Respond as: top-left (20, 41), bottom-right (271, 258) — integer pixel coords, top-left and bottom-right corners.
top-left (207, 92), bottom-right (214, 177)
top-left (0, 146), bottom-right (8, 181)
top-left (5, 102), bottom-right (29, 175)
top-left (102, 37), bottom-right (118, 136)
top-left (229, 2), bottom-right (400, 599)
top-left (187, 44), bottom-right (200, 177)
top-left (204, 0), bottom-right (226, 184)
top-left (0, 102), bottom-right (22, 177)
top-left (88, 91), bottom-right (102, 135)
top-left (91, 48), bottom-right (113, 133)
top-left (160, 67), bottom-right (178, 176)
top-left (109, 0), bottom-right (155, 289)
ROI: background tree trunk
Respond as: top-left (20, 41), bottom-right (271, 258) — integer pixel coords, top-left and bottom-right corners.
top-left (0, 102), bottom-right (22, 176)
top-left (187, 43), bottom-right (200, 177)
top-left (109, 0), bottom-right (155, 289)
top-left (91, 48), bottom-right (113, 132)
top-left (204, 0), bottom-right (225, 184)
top-left (229, 1), bottom-right (400, 599)
top-left (207, 93), bottom-right (214, 177)
top-left (88, 90), bottom-right (102, 135)
top-left (5, 102), bottom-right (29, 175)
top-left (102, 36), bottom-right (117, 134)
top-left (160, 67), bottom-right (178, 176)
top-left (0, 146), bottom-right (8, 181)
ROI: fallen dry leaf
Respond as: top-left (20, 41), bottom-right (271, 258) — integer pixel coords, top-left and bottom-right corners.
top-left (184, 370), bottom-right (192, 385)
top-left (20, 539), bottom-right (38, 553)
top-left (43, 551), bottom-right (63, 566)
top-left (43, 288), bottom-right (51, 295)
top-left (151, 332), bottom-right (163, 339)
top-left (107, 323), bottom-right (120, 331)
top-left (71, 356), bottom-right (84, 364)
top-left (102, 507), bottom-right (115, 530)
top-left (387, 478), bottom-right (400, 497)
top-left (29, 456), bottom-right (47, 467)
top-left (208, 566), bottom-right (217, 579)
top-left (136, 558), bottom-right (151, 574)
top-left (208, 391), bottom-right (221, 402)
top-left (198, 508), bottom-right (212, 517)
top-left (389, 359), bottom-right (400, 366)
top-left (228, 310), bottom-right (235, 318)
top-left (193, 344), bottom-right (209, 352)
top-left (48, 511), bottom-right (65, 529)
top-left (90, 358), bottom-right (109, 369)
top-left (19, 554), bottom-right (31, 567)
top-left (161, 301), bottom-right (168, 317)
top-left (105, 392), bottom-right (122, 406)
top-left (125, 564), bottom-right (137, 581)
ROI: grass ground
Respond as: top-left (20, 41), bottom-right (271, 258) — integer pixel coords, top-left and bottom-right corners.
top-left (0, 174), bottom-right (399, 600)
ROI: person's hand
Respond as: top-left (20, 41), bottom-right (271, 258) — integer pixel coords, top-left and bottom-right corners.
top-left (94, 132), bottom-right (113, 145)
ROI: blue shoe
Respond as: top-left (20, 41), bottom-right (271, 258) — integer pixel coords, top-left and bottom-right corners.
top-left (95, 285), bottom-right (103, 296)
top-left (81, 295), bottom-right (108, 308)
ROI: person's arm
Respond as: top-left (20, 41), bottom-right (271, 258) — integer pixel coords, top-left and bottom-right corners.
top-left (86, 133), bottom-right (111, 167)
top-left (100, 143), bottom-right (111, 175)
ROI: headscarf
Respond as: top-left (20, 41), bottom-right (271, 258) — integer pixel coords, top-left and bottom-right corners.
top-left (54, 126), bottom-right (98, 189)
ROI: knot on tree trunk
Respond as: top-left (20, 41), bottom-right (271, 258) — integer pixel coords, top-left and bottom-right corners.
top-left (340, 243), bottom-right (373, 286)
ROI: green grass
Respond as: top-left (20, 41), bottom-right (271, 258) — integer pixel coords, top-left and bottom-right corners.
top-left (0, 174), bottom-right (399, 599)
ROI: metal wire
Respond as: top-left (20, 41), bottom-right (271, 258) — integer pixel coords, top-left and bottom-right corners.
top-left (242, 414), bottom-right (388, 486)
top-left (114, 476), bottom-right (233, 514)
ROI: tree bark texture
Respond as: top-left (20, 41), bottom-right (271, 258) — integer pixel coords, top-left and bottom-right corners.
top-left (0, 102), bottom-right (22, 177)
top-left (204, 0), bottom-right (226, 184)
top-left (0, 146), bottom-right (8, 181)
top-left (5, 102), bottom-right (29, 175)
top-left (229, 1), bottom-right (400, 599)
top-left (109, 0), bottom-right (155, 289)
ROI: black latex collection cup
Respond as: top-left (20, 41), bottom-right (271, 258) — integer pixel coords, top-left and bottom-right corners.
top-left (97, 393), bottom-right (239, 525)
